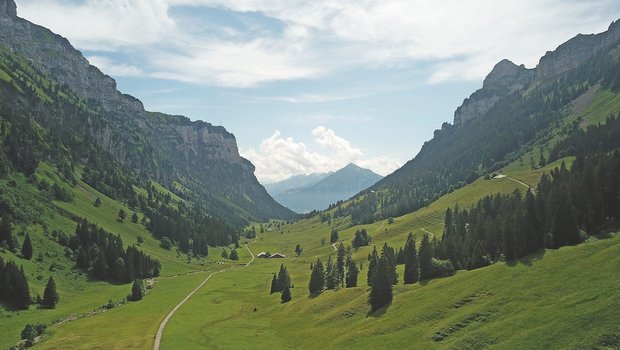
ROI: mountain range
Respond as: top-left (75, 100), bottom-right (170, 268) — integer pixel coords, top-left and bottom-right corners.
top-left (266, 163), bottom-right (382, 213)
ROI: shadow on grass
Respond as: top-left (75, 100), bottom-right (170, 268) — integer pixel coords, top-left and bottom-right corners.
top-left (505, 249), bottom-right (546, 267)
top-left (366, 303), bottom-right (391, 318)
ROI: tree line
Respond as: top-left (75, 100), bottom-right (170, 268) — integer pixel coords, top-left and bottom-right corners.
top-left (436, 151), bottom-right (620, 271)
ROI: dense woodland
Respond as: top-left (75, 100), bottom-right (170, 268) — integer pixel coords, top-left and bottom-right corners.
top-left (72, 219), bottom-right (160, 283)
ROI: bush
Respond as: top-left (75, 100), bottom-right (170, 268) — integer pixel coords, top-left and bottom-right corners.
top-left (430, 258), bottom-right (455, 278)
top-left (160, 237), bottom-right (172, 250)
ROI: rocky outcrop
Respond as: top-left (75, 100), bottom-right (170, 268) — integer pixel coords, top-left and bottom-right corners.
top-left (0, 0), bottom-right (293, 221)
top-left (454, 19), bottom-right (620, 125)
top-left (454, 59), bottom-right (534, 124)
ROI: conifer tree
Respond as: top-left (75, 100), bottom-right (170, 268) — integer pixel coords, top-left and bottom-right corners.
top-left (330, 228), bottom-right (339, 244)
top-left (277, 264), bottom-right (290, 291)
top-left (381, 243), bottom-right (398, 285)
top-left (21, 232), bottom-right (33, 260)
top-left (270, 273), bottom-right (278, 294)
top-left (368, 255), bottom-right (392, 311)
top-left (117, 208), bottom-right (126, 222)
top-left (345, 253), bottom-right (358, 288)
top-left (0, 212), bottom-right (12, 246)
top-left (281, 285), bottom-right (292, 303)
top-left (403, 233), bottom-right (419, 284)
top-left (131, 212), bottom-right (139, 223)
top-left (42, 276), bottom-right (59, 308)
top-left (325, 255), bottom-right (338, 290)
top-left (295, 244), bottom-right (303, 256)
top-left (367, 246), bottom-right (378, 287)
top-left (229, 249), bottom-right (239, 261)
top-left (94, 197), bottom-right (102, 207)
top-left (129, 279), bottom-right (143, 301)
top-left (308, 259), bottom-right (325, 295)
top-left (15, 266), bottom-right (31, 310)
top-left (336, 243), bottom-right (346, 287)
top-left (418, 234), bottom-right (433, 280)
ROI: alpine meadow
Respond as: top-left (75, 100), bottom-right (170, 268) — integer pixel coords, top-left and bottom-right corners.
top-left (0, 1), bottom-right (619, 349)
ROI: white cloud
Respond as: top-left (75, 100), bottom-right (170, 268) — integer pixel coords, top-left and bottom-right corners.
top-left (17, 0), bottom-right (620, 87)
top-left (87, 56), bottom-right (144, 77)
top-left (240, 127), bottom-right (401, 183)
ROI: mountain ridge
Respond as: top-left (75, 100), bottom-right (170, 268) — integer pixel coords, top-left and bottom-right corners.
top-left (272, 163), bottom-right (382, 213)
top-left (0, 0), bottom-right (294, 225)
top-left (455, 19), bottom-right (620, 124)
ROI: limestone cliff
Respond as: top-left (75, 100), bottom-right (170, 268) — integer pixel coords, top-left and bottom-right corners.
top-left (0, 0), bottom-right (293, 222)
top-left (454, 20), bottom-right (620, 125)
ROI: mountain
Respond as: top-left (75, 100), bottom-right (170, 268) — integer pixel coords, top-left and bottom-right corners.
top-left (0, 0), bottom-right (294, 227)
top-left (264, 172), bottom-right (332, 197)
top-left (272, 163), bottom-right (382, 213)
top-left (335, 19), bottom-right (620, 225)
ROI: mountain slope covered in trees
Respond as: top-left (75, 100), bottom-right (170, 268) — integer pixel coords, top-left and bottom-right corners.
top-left (0, 0), bottom-right (294, 228)
top-left (335, 20), bottom-right (620, 225)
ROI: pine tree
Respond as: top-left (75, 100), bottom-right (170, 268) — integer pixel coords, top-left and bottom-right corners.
top-left (381, 243), bottom-right (398, 285)
top-left (94, 197), bottom-right (102, 207)
top-left (367, 246), bottom-right (378, 287)
top-left (42, 276), bottom-right (59, 308)
top-left (295, 244), bottom-right (303, 256)
top-left (330, 228), bottom-right (339, 244)
top-left (229, 249), bottom-right (239, 261)
top-left (281, 285), bottom-right (292, 303)
top-left (368, 255), bottom-right (392, 311)
top-left (21, 232), bottom-right (33, 260)
top-left (117, 208), bottom-right (126, 222)
top-left (325, 256), bottom-right (338, 290)
top-left (270, 273), bottom-right (278, 294)
top-left (129, 279), bottom-right (143, 301)
top-left (0, 212), bottom-right (12, 246)
top-left (345, 253), bottom-right (358, 288)
top-left (336, 243), bottom-right (346, 287)
top-left (308, 259), bottom-right (325, 295)
top-left (131, 212), bottom-right (139, 223)
top-left (418, 234), bottom-right (433, 280)
top-left (403, 233), bottom-right (419, 284)
top-left (277, 264), bottom-right (290, 291)
top-left (14, 266), bottom-right (31, 310)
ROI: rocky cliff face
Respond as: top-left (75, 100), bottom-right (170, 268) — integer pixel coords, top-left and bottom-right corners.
top-left (0, 0), bottom-right (293, 222)
top-left (454, 20), bottom-right (620, 125)
top-left (454, 59), bottom-right (534, 124)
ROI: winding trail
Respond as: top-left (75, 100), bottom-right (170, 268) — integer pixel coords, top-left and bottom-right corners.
top-left (495, 174), bottom-right (533, 192)
top-left (421, 228), bottom-right (436, 239)
top-left (152, 244), bottom-right (255, 350)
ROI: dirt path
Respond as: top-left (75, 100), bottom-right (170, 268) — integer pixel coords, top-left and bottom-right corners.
top-left (152, 244), bottom-right (255, 350)
top-left (421, 228), bottom-right (436, 239)
top-left (494, 174), bottom-right (533, 192)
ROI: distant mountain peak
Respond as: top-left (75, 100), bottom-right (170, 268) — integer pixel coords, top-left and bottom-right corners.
top-left (0, 0), bottom-right (16, 18)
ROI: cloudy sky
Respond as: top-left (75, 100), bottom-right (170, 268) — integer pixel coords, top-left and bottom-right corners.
top-left (17, 0), bottom-right (620, 183)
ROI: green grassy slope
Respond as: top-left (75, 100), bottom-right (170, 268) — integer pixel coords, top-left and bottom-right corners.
top-left (0, 162), bottom-right (240, 349)
top-left (160, 233), bottom-right (620, 350)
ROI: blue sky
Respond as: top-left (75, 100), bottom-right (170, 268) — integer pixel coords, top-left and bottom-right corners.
top-left (17, 0), bottom-right (620, 183)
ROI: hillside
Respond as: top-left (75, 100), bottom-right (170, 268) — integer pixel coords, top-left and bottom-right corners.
top-left (271, 163), bottom-right (382, 213)
top-left (338, 19), bottom-right (620, 225)
top-left (0, 0), bottom-right (294, 227)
